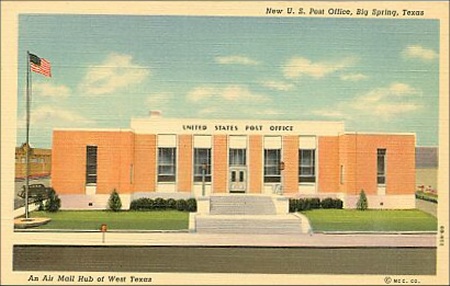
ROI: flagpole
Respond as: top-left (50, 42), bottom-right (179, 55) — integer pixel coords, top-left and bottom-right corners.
top-left (25, 51), bottom-right (31, 219)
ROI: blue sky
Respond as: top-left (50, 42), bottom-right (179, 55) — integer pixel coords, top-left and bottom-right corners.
top-left (17, 15), bottom-right (439, 148)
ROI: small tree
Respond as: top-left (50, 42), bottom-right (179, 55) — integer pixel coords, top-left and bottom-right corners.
top-left (356, 189), bottom-right (368, 210)
top-left (44, 188), bottom-right (61, 212)
top-left (108, 189), bottom-right (122, 212)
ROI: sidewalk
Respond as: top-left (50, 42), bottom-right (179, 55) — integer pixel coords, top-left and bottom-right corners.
top-left (12, 231), bottom-right (437, 248)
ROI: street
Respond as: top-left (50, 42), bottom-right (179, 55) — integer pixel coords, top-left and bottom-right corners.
top-left (13, 245), bottom-right (436, 275)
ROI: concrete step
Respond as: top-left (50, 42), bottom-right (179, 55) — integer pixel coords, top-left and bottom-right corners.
top-left (195, 215), bottom-right (304, 234)
top-left (210, 195), bottom-right (277, 215)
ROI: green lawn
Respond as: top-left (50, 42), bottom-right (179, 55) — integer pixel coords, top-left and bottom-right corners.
top-left (301, 209), bottom-right (437, 232)
top-left (30, 210), bottom-right (189, 230)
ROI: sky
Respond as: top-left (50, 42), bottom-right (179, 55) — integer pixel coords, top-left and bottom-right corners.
top-left (17, 15), bottom-right (439, 148)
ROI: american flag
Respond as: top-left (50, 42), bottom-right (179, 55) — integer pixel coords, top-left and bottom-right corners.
top-left (29, 53), bottom-right (52, 77)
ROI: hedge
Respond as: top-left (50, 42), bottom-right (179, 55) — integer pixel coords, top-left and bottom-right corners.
top-left (289, 197), bottom-right (343, 212)
top-left (321, 197), bottom-right (344, 209)
top-left (415, 192), bottom-right (438, 204)
top-left (130, 197), bottom-right (197, 212)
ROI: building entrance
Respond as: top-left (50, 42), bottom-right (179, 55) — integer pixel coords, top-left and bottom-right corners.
top-left (229, 167), bottom-right (247, 193)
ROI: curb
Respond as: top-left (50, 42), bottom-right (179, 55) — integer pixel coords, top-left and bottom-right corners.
top-left (318, 231), bottom-right (437, 235)
top-left (14, 229), bottom-right (190, 233)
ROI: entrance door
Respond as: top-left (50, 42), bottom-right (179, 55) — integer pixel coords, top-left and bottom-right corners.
top-left (229, 167), bottom-right (247, 193)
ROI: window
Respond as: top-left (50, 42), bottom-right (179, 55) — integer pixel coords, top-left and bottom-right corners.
top-left (229, 149), bottom-right (246, 166)
top-left (194, 148), bottom-right (211, 182)
top-left (264, 149), bottom-right (281, 183)
top-left (340, 165), bottom-right (344, 185)
top-left (299, 149), bottom-right (316, 183)
top-left (158, 147), bottom-right (176, 182)
top-left (377, 149), bottom-right (386, 185)
top-left (86, 146), bottom-right (98, 184)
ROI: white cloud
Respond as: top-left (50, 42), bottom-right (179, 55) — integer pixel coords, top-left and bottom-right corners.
top-left (310, 82), bottom-right (422, 120)
top-left (18, 105), bottom-right (94, 129)
top-left (310, 109), bottom-right (348, 119)
top-left (253, 109), bottom-right (284, 116)
top-left (147, 92), bottom-right (174, 107)
top-left (357, 82), bottom-right (420, 103)
top-left (402, 45), bottom-right (438, 61)
top-left (187, 85), bottom-right (277, 118)
top-left (388, 82), bottom-right (417, 95)
top-left (33, 106), bottom-right (94, 127)
top-left (215, 55), bottom-right (260, 66)
top-left (187, 85), bottom-right (269, 102)
top-left (351, 83), bottom-right (421, 118)
top-left (33, 82), bottom-right (71, 98)
top-left (187, 86), bottom-right (216, 102)
top-left (340, 73), bottom-right (368, 81)
top-left (198, 107), bottom-right (220, 115)
top-left (198, 106), bottom-right (283, 118)
top-left (283, 57), bottom-right (356, 79)
top-left (79, 53), bottom-right (150, 96)
top-left (261, 80), bottom-right (295, 91)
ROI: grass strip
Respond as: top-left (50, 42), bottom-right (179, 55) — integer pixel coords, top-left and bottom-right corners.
top-left (30, 210), bottom-right (189, 230)
top-left (301, 209), bottom-right (437, 232)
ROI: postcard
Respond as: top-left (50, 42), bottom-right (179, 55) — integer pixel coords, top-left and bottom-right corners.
top-left (1, 1), bottom-right (448, 285)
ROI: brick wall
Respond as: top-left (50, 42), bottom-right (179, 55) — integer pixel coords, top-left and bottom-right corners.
top-left (178, 135), bottom-right (193, 192)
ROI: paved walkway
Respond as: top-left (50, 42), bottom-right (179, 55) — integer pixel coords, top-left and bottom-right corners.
top-left (416, 199), bottom-right (438, 217)
top-left (12, 231), bottom-right (436, 248)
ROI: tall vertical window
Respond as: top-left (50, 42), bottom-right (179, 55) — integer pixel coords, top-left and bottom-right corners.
top-left (194, 148), bottom-right (211, 182)
top-left (264, 149), bottom-right (281, 183)
top-left (377, 149), bottom-right (386, 185)
top-left (229, 149), bottom-right (246, 166)
top-left (299, 149), bottom-right (316, 183)
top-left (86, 146), bottom-right (98, 184)
top-left (158, 147), bottom-right (176, 182)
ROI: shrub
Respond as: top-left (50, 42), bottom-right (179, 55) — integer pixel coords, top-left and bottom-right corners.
top-left (129, 197), bottom-right (197, 212)
top-left (175, 199), bottom-right (188, 211)
top-left (356, 189), bottom-right (368, 210)
top-left (154, 197), bottom-right (167, 210)
top-left (335, 199), bottom-right (343, 209)
top-left (320, 198), bottom-right (333, 209)
top-left (130, 198), bottom-right (154, 210)
top-left (166, 198), bottom-right (177, 209)
top-left (309, 198), bottom-right (321, 209)
top-left (289, 199), bottom-right (297, 212)
top-left (186, 198), bottom-right (197, 212)
top-left (289, 197), bottom-right (344, 212)
top-left (321, 197), bottom-right (344, 209)
top-left (108, 189), bottom-right (122, 212)
top-left (44, 188), bottom-right (61, 212)
top-left (298, 198), bottom-right (309, 211)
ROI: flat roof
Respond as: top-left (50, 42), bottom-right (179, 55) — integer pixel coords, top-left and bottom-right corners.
top-left (53, 128), bottom-right (134, 132)
top-left (341, 131), bottom-right (416, 137)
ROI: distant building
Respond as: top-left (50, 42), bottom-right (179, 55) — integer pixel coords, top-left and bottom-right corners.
top-left (415, 146), bottom-right (438, 194)
top-left (15, 143), bottom-right (51, 179)
top-left (51, 115), bottom-right (416, 210)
